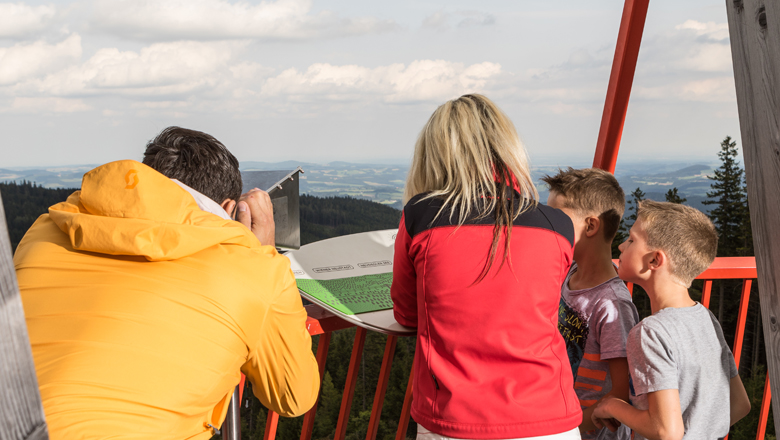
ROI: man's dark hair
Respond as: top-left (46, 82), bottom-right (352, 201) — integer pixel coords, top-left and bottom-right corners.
top-left (143, 127), bottom-right (242, 204)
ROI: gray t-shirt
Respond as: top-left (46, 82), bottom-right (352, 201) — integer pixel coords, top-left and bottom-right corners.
top-left (627, 304), bottom-right (738, 440)
top-left (558, 264), bottom-right (639, 440)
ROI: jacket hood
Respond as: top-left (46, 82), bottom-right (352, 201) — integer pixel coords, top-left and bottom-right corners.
top-left (48, 160), bottom-right (259, 261)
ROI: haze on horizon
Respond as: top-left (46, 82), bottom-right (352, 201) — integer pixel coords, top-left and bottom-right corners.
top-left (1, 0), bottom-right (741, 169)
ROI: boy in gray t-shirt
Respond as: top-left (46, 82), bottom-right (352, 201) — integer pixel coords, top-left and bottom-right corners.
top-left (544, 168), bottom-right (638, 440)
top-left (627, 304), bottom-right (738, 439)
top-left (591, 201), bottom-right (750, 439)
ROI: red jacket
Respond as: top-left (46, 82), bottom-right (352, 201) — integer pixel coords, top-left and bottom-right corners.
top-left (391, 193), bottom-right (581, 438)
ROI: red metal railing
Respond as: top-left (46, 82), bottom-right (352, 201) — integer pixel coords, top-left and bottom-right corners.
top-left (242, 256), bottom-right (768, 440)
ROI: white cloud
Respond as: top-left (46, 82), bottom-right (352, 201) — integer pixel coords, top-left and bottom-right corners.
top-left (635, 77), bottom-right (736, 103)
top-left (90, 0), bottom-right (397, 41)
top-left (27, 40), bottom-right (242, 96)
top-left (261, 60), bottom-right (502, 104)
top-left (10, 97), bottom-right (89, 113)
top-left (422, 10), bottom-right (495, 31)
top-left (0, 34), bottom-right (82, 86)
top-left (675, 20), bottom-right (729, 41)
top-left (0, 3), bottom-right (56, 38)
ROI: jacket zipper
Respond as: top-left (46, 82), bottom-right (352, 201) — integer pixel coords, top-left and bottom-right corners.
top-left (431, 372), bottom-right (439, 417)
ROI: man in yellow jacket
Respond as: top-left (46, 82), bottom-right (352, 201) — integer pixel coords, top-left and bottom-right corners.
top-left (14, 127), bottom-right (319, 439)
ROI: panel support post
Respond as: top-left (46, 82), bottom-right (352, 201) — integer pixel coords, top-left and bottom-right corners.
top-left (724, 0), bottom-right (780, 430)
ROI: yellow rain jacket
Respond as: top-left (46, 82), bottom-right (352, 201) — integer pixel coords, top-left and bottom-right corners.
top-left (14, 160), bottom-right (319, 439)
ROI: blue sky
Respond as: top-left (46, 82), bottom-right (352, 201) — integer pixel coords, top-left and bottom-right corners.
top-left (0, 0), bottom-right (741, 168)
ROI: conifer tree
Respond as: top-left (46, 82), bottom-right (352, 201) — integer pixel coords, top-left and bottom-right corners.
top-left (703, 136), bottom-right (750, 257)
top-left (664, 188), bottom-right (687, 204)
top-left (625, 187), bottom-right (645, 228)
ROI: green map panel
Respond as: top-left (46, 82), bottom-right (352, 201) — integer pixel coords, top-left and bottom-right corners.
top-left (297, 273), bottom-right (394, 315)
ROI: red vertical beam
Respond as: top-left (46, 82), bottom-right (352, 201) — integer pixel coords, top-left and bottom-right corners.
top-left (701, 280), bottom-right (713, 309)
top-left (732, 279), bottom-right (753, 368)
top-left (264, 411), bottom-right (279, 440)
top-left (593, 0), bottom-right (651, 173)
top-left (334, 327), bottom-right (368, 440)
top-left (626, 282), bottom-right (634, 296)
top-left (301, 332), bottom-right (333, 440)
top-left (366, 335), bottom-right (398, 440)
top-left (239, 374), bottom-right (246, 402)
top-left (757, 374), bottom-right (771, 440)
top-left (395, 371), bottom-right (414, 440)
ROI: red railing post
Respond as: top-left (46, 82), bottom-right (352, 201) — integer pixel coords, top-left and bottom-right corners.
top-left (264, 411), bottom-right (280, 440)
top-left (593, 0), bottom-right (650, 173)
top-left (701, 280), bottom-right (713, 309)
top-left (757, 374), bottom-right (771, 440)
top-left (396, 371), bottom-right (414, 440)
top-left (334, 327), bottom-right (368, 440)
top-left (732, 279), bottom-right (753, 368)
top-left (301, 332), bottom-right (333, 440)
top-left (366, 335), bottom-right (398, 440)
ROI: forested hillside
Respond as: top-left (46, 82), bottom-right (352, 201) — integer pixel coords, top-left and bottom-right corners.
top-left (300, 194), bottom-right (401, 245)
top-left (0, 183), bottom-right (401, 252)
top-left (0, 182), bottom-right (74, 251)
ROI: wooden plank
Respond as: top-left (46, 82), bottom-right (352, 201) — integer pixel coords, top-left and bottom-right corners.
top-left (725, 0), bottom-right (780, 429)
top-left (0, 193), bottom-right (49, 440)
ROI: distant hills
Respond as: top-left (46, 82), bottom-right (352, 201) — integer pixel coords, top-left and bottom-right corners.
top-left (1, 160), bottom-right (719, 214)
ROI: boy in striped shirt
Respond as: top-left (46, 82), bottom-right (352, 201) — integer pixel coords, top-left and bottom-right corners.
top-left (545, 168), bottom-right (640, 440)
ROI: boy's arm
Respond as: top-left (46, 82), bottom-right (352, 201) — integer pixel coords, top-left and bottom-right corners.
top-left (593, 389), bottom-right (684, 440)
top-left (579, 357), bottom-right (630, 432)
top-left (730, 374), bottom-right (751, 425)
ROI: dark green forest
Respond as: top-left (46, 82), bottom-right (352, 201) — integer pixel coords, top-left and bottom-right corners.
top-left (0, 137), bottom-right (773, 439)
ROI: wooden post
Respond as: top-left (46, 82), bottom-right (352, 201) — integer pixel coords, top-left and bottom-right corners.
top-left (724, 0), bottom-right (780, 429)
top-left (0, 194), bottom-right (49, 440)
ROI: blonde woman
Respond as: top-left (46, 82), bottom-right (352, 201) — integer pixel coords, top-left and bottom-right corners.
top-left (391, 95), bottom-right (582, 440)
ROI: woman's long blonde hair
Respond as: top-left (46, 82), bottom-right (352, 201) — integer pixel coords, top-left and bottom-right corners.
top-left (404, 94), bottom-right (538, 281)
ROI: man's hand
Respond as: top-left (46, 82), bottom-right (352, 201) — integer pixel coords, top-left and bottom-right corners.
top-left (237, 188), bottom-right (275, 247)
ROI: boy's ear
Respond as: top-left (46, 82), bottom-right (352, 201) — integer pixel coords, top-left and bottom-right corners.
top-left (584, 216), bottom-right (601, 238)
top-left (647, 249), bottom-right (667, 271)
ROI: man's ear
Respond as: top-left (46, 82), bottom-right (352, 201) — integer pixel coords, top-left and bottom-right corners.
top-left (221, 199), bottom-right (236, 219)
top-left (584, 216), bottom-right (601, 238)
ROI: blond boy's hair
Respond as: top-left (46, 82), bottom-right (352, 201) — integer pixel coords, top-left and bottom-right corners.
top-left (637, 200), bottom-right (718, 287)
top-left (541, 167), bottom-right (625, 240)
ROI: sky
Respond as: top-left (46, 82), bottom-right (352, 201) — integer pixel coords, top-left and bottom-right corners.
top-left (0, 0), bottom-right (741, 168)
